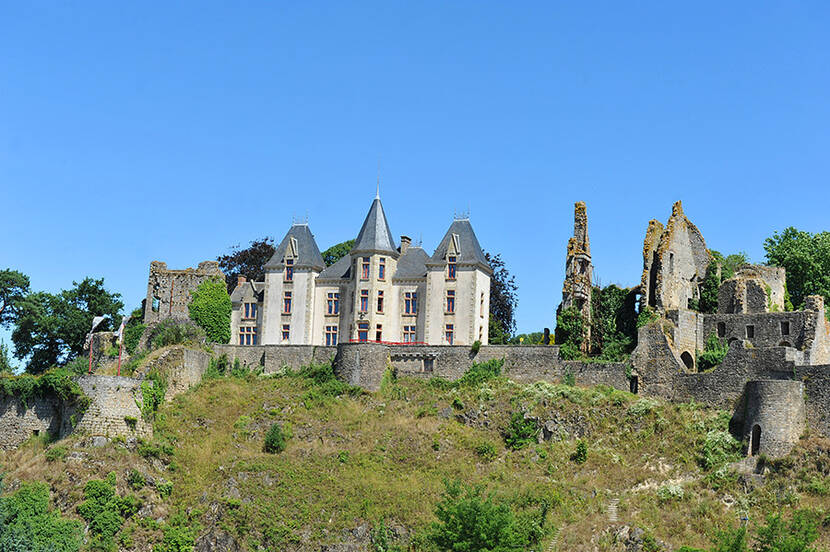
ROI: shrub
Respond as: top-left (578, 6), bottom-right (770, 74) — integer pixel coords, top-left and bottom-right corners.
top-left (699, 430), bottom-right (742, 471)
top-left (188, 277), bottom-right (231, 344)
top-left (0, 481), bottom-right (83, 552)
top-left (0, 367), bottom-right (89, 410)
top-left (155, 512), bottom-right (198, 552)
top-left (754, 510), bottom-right (820, 552)
top-left (45, 445), bottom-right (68, 462)
top-left (77, 473), bottom-right (140, 550)
top-left (149, 319), bottom-right (205, 350)
top-left (563, 370), bottom-right (575, 387)
top-left (555, 306), bottom-right (584, 359)
top-left (470, 340), bottom-right (482, 355)
top-left (294, 362), bottom-right (363, 406)
top-left (627, 398), bottom-right (660, 417)
top-left (697, 332), bottom-right (729, 372)
top-left (127, 469), bottom-right (145, 490)
top-left (157, 481), bottom-right (174, 499)
top-left (141, 371), bottom-right (167, 421)
top-left (637, 306), bottom-right (659, 328)
top-left (504, 412), bottom-right (539, 450)
top-left (458, 358), bottom-right (504, 387)
top-left (656, 482), bottom-right (684, 502)
top-left (474, 440), bottom-right (498, 462)
top-left (264, 422), bottom-right (292, 454)
top-left (571, 440), bottom-right (588, 464)
top-left (124, 416), bottom-right (138, 430)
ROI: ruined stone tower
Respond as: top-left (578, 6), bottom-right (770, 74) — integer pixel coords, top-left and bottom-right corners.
top-left (560, 201), bottom-right (593, 353)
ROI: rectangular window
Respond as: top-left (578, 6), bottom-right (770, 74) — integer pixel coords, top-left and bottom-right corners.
top-left (285, 258), bottom-right (294, 282)
top-left (361, 257), bottom-right (370, 280)
top-left (243, 302), bottom-right (257, 320)
top-left (378, 258), bottom-right (386, 280)
top-left (375, 324), bottom-right (382, 343)
top-left (448, 256), bottom-right (457, 280)
top-left (358, 322), bottom-right (369, 342)
top-left (445, 324), bottom-right (454, 345)
top-left (446, 290), bottom-right (456, 313)
top-left (404, 291), bottom-right (418, 314)
top-left (403, 325), bottom-right (416, 343)
top-left (480, 292), bottom-right (485, 317)
top-left (283, 291), bottom-right (292, 314)
top-left (377, 290), bottom-right (384, 313)
top-left (239, 327), bottom-right (257, 345)
top-left (282, 324), bottom-right (290, 341)
top-left (327, 292), bottom-right (340, 315)
top-left (746, 325), bottom-right (755, 339)
top-left (325, 325), bottom-right (338, 346)
top-left (359, 290), bottom-right (369, 313)
top-left (781, 321), bottom-right (790, 336)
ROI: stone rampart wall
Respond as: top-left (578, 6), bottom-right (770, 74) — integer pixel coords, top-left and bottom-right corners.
top-left (74, 375), bottom-right (151, 439)
top-left (212, 344), bottom-right (336, 374)
top-left (743, 380), bottom-right (805, 458)
top-left (0, 396), bottom-right (64, 449)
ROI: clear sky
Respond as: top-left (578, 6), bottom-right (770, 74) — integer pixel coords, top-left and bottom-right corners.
top-left (2, 2), bottom-right (829, 358)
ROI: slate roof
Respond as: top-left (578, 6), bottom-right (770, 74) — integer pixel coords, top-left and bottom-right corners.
top-left (350, 198), bottom-right (397, 256)
top-left (230, 281), bottom-right (265, 303)
top-left (317, 254), bottom-right (352, 280)
top-left (429, 219), bottom-right (491, 273)
top-left (264, 224), bottom-right (325, 270)
top-left (392, 247), bottom-right (429, 279)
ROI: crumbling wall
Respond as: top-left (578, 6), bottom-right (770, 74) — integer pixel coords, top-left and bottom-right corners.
top-left (143, 261), bottom-right (225, 324)
top-left (718, 265), bottom-right (786, 314)
top-left (559, 202), bottom-right (593, 352)
top-left (73, 376), bottom-right (152, 439)
top-left (0, 396), bottom-right (64, 449)
top-left (136, 346), bottom-right (212, 401)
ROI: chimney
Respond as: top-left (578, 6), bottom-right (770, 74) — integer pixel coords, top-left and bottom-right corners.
top-left (400, 235), bottom-right (411, 254)
top-left (236, 275), bottom-right (247, 288)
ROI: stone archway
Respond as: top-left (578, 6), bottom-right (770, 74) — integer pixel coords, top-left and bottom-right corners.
top-left (680, 351), bottom-right (695, 372)
top-left (750, 424), bottom-right (761, 456)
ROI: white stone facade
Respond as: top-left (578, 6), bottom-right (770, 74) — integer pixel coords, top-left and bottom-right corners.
top-left (230, 197), bottom-right (492, 347)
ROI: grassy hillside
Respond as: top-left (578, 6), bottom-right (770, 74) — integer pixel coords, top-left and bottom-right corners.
top-left (1, 359), bottom-right (828, 551)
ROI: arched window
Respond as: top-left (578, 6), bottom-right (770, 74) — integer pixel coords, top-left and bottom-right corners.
top-left (750, 425), bottom-right (761, 456)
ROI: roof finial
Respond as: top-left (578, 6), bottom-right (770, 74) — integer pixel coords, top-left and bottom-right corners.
top-left (376, 157), bottom-right (380, 199)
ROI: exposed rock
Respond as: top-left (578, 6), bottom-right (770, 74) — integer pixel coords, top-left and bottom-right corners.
top-left (195, 528), bottom-right (242, 552)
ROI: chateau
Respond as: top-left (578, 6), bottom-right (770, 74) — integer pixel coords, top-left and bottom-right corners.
top-left (228, 195), bottom-right (492, 347)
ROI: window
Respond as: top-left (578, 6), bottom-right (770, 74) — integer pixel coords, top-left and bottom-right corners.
top-left (781, 321), bottom-right (790, 336)
top-left (717, 322), bottom-right (726, 338)
top-left (152, 296), bottom-right (160, 312)
top-left (404, 291), bottom-right (418, 314)
top-left (239, 326), bottom-right (257, 345)
top-left (359, 290), bottom-right (369, 313)
top-left (378, 258), bottom-right (386, 280)
top-left (480, 292), bottom-right (484, 317)
top-left (243, 302), bottom-right (257, 320)
top-left (358, 322), bottom-right (369, 342)
top-left (361, 257), bottom-right (370, 280)
top-left (281, 324), bottom-right (290, 341)
top-left (283, 291), bottom-right (292, 314)
top-left (423, 358), bottom-right (434, 372)
top-left (325, 325), bottom-right (338, 346)
top-left (375, 324), bottom-right (382, 342)
top-left (446, 290), bottom-right (456, 313)
top-left (447, 256), bottom-right (457, 280)
top-left (445, 324), bottom-right (454, 345)
top-left (746, 325), bottom-right (755, 339)
top-left (403, 325), bottom-right (416, 343)
top-left (285, 258), bottom-right (294, 282)
top-left (377, 290), bottom-right (384, 313)
top-left (327, 292), bottom-right (340, 315)
top-left (669, 252), bottom-right (675, 273)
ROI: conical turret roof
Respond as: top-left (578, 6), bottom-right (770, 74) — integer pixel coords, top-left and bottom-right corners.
top-left (351, 197), bottom-right (398, 256)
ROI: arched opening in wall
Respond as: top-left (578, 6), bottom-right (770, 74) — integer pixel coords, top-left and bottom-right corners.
top-left (648, 252), bottom-right (659, 308)
top-left (629, 375), bottom-right (639, 394)
top-left (779, 341), bottom-right (792, 347)
top-left (750, 424), bottom-right (761, 456)
top-left (680, 351), bottom-right (695, 371)
top-left (717, 322), bottom-right (726, 338)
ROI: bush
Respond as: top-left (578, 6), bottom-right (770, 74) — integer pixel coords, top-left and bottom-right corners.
top-left (294, 362), bottom-right (363, 406)
top-left (636, 306), bottom-right (659, 328)
top-left (474, 440), bottom-right (498, 462)
top-left (0, 480), bottom-right (83, 552)
top-left (45, 445), bottom-right (68, 462)
top-left (697, 332), bottom-right (729, 372)
top-left (571, 440), bottom-right (588, 464)
top-left (699, 430), bottom-right (742, 471)
top-left (188, 277), bottom-right (231, 344)
top-left (204, 354), bottom-right (229, 379)
top-left (428, 480), bottom-right (548, 552)
top-left (504, 412), bottom-right (539, 450)
top-left (148, 319), bottom-right (205, 350)
top-left (157, 481), bottom-right (174, 499)
top-left (77, 473), bottom-right (140, 550)
top-left (127, 469), bottom-right (145, 490)
top-left (555, 306), bottom-right (584, 358)
top-left (656, 482), bottom-right (684, 502)
top-left (123, 311), bottom-right (146, 355)
top-left (264, 422), bottom-right (292, 454)
top-left (141, 371), bottom-right (167, 421)
top-left (458, 358), bottom-right (504, 387)
top-left (470, 340), bottom-right (482, 355)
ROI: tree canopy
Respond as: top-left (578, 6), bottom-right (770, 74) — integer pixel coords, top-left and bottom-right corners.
top-left (321, 240), bottom-right (356, 266)
top-left (217, 237), bottom-right (276, 293)
top-left (764, 227), bottom-right (830, 312)
top-left (11, 278), bottom-right (123, 373)
top-left (484, 251), bottom-right (518, 341)
top-left (0, 269), bottom-right (30, 329)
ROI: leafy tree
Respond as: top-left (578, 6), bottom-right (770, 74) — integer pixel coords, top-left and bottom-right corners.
top-left (509, 332), bottom-right (544, 345)
top-left (754, 510), bottom-right (820, 552)
top-left (488, 315), bottom-right (510, 345)
top-left (0, 480), bottom-right (83, 552)
top-left (590, 284), bottom-right (637, 361)
top-left (321, 239), bottom-right (356, 267)
top-left (217, 236), bottom-right (276, 293)
top-left (0, 269), bottom-right (30, 329)
top-left (554, 306), bottom-right (583, 360)
top-left (484, 251), bottom-right (518, 341)
top-left (0, 341), bottom-right (13, 373)
top-left (188, 278), bottom-right (231, 344)
top-left (764, 227), bottom-right (830, 313)
top-left (11, 278), bottom-right (123, 373)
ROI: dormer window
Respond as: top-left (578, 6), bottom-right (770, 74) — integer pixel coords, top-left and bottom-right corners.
top-left (243, 302), bottom-right (257, 320)
top-left (361, 257), bottom-right (370, 280)
top-left (285, 258), bottom-right (294, 282)
top-left (378, 258), bottom-right (386, 280)
top-left (447, 256), bottom-right (457, 280)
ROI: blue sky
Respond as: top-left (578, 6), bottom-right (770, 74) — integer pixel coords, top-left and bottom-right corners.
top-left (2, 2), bottom-right (829, 358)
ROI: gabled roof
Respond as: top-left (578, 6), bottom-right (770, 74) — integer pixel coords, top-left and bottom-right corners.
top-left (393, 247), bottom-right (429, 280)
top-left (428, 219), bottom-right (491, 274)
top-left (350, 197), bottom-right (398, 256)
top-left (230, 281), bottom-right (265, 303)
top-left (317, 254), bottom-right (352, 280)
top-left (264, 224), bottom-right (325, 271)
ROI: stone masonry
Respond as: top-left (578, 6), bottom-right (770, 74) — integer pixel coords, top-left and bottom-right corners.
top-left (558, 201), bottom-right (593, 353)
top-left (143, 261), bottom-right (225, 324)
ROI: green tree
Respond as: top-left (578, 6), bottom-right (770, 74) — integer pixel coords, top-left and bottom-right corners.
top-left (488, 315), bottom-right (510, 345)
top-left (0, 269), bottom-right (30, 329)
top-left (764, 227), bottom-right (830, 313)
top-left (695, 251), bottom-right (749, 314)
top-left (11, 278), bottom-right (123, 373)
top-left (188, 278), bottom-right (231, 344)
top-left (0, 341), bottom-right (14, 373)
top-left (321, 239), bottom-right (356, 266)
top-left (0, 480), bottom-right (83, 552)
top-left (217, 236), bottom-right (276, 293)
top-left (484, 251), bottom-right (518, 341)
top-left (554, 306), bottom-right (583, 360)
top-left (590, 284), bottom-right (637, 360)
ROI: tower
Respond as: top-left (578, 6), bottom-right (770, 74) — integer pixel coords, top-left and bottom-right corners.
top-left (560, 201), bottom-right (593, 353)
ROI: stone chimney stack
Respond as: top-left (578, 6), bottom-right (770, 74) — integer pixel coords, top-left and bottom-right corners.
top-left (400, 235), bottom-right (411, 254)
top-left (237, 275), bottom-right (247, 288)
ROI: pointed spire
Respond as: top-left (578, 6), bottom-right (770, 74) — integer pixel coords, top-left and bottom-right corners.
top-left (351, 196), bottom-right (397, 256)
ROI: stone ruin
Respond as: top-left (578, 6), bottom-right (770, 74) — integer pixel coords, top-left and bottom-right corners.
top-left (718, 265), bottom-right (786, 314)
top-left (143, 260), bottom-right (225, 324)
top-left (558, 201), bottom-right (594, 353)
